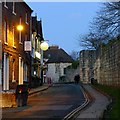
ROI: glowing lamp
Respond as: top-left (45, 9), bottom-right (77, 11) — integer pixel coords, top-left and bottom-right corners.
top-left (17, 25), bottom-right (23, 31)
top-left (40, 41), bottom-right (49, 51)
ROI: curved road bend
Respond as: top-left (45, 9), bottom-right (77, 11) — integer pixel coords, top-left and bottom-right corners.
top-left (2, 83), bottom-right (86, 120)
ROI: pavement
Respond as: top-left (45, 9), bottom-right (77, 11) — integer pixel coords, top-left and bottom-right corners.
top-left (76, 84), bottom-right (110, 119)
top-left (29, 83), bottom-right (52, 96)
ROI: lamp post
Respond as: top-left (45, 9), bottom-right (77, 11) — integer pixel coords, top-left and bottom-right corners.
top-left (17, 24), bottom-right (24, 85)
top-left (35, 34), bottom-right (49, 85)
top-left (40, 41), bottom-right (49, 85)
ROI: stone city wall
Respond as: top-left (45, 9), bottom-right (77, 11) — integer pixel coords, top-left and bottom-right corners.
top-left (100, 39), bottom-right (120, 86)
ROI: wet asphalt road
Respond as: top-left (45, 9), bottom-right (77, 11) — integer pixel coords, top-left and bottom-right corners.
top-left (2, 83), bottom-right (85, 120)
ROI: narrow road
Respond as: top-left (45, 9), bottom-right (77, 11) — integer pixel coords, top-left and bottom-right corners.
top-left (2, 83), bottom-right (86, 120)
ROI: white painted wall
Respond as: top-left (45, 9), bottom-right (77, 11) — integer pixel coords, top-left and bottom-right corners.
top-left (46, 62), bottom-right (72, 83)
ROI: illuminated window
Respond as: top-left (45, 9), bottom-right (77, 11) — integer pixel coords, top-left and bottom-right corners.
top-left (19, 17), bottom-right (22, 43)
top-left (4, 20), bottom-right (7, 44)
top-left (12, 59), bottom-right (15, 81)
top-left (12, 26), bottom-right (16, 48)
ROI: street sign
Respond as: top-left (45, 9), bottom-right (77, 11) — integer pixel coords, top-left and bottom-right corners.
top-left (24, 41), bottom-right (31, 51)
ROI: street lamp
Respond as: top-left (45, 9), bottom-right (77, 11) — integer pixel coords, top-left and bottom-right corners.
top-left (40, 41), bottom-right (49, 51)
top-left (39, 41), bottom-right (49, 67)
top-left (35, 34), bottom-right (49, 85)
top-left (41, 41), bottom-right (48, 85)
top-left (17, 25), bottom-right (23, 31)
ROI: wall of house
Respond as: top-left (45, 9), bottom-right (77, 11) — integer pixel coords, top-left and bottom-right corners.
top-left (2, 2), bottom-right (32, 90)
top-left (46, 63), bottom-right (56, 82)
top-left (65, 66), bottom-right (80, 82)
top-left (46, 62), bottom-right (72, 83)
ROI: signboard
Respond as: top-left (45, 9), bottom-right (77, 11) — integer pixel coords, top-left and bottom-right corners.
top-left (24, 41), bottom-right (31, 51)
top-left (35, 51), bottom-right (41, 59)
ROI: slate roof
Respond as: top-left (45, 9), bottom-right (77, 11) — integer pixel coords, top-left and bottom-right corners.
top-left (43, 46), bottom-right (74, 63)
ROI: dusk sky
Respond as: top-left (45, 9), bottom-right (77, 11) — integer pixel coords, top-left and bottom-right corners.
top-left (27, 2), bottom-right (101, 54)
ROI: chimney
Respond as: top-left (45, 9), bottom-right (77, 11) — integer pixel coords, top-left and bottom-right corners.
top-left (49, 45), bottom-right (59, 49)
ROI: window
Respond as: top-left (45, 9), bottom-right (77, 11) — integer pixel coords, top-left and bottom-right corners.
top-left (12, 26), bottom-right (15, 47)
top-left (25, 34), bottom-right (28, 41)
top-left (12, 59), bottom-right (15, 81)
top-left (4, 20), bottom-right (7, 44)
top-left (12, 1), bottom-right (16, 15)
top-left (3, 53), bottom-right (9, 90)
top-left (55, 64), bottom-right (60, 73)
top-left (4, 0), bottom-right (8, 8)
top-left (19, 17), bottom-right (22, 43)
top-left (25, 12), bottom-right (28, 24)
top-left (64, 68), bottom-right (66, 74)
top-left (19, 57), bottom-right (23, 84)
top-left (23, 63), bottom-right (28, 82)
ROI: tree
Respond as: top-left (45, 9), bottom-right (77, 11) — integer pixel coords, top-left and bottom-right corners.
top-left (80, 32), bottom-right (102, 50)
top-left (80, 2), bottom-right (120, 50)
top-left (92, 2), bottom-right (120, 40)
top-left (70, 50), bottom-right (79, 60)
top-left (69, 50), bottom-right (79, 69)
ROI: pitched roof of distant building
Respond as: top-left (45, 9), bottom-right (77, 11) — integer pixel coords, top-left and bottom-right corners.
top-left (44, 45), bottom-right (74, 63)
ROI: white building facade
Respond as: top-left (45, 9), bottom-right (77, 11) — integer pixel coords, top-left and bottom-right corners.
top-left (46, 63), bottom-right (72, 83)
top-left (44, 46), bottom-right (73, 83)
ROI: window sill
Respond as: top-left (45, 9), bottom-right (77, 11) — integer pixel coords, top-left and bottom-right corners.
top-left (4, 42), bottom-right (8, 45)
top-left (13, 46), bottom-right (16, 49)
top-left (26, 22), bottom-right (29, 25)
top-left (12, 12), bottom-right (16, 16)
top-left (12, 80), bottom-right (16, 83)
top-left (19, 42), bottom-right (23, 45)
top-left (4, 5), bottom-right (8, 9)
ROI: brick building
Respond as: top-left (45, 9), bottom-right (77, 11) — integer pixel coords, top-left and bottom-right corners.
top-left (0, 1), bottom-right (33, 90)
top-left (30, 16), bottom-right (45, 87)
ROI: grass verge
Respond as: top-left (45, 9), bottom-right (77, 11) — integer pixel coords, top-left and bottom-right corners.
top-left (93, 84), bottom-right (120, 119)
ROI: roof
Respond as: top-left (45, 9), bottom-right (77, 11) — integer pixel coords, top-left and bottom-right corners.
top-left (32, 17), bottom-right (44, 40)
top-left (43, 46), bottom-right (74, 63)
top-left (22, 1), bottom-right (33, 13)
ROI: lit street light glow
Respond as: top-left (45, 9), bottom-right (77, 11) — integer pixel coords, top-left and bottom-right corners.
top-left (17, 25), bottom-right (23, 31)
top-left (40, 41), bottom-right (49, 51)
